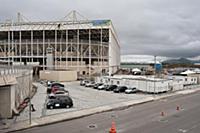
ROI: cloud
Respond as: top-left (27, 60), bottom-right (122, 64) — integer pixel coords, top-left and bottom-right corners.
top-left (0, 0), bottom-right (200, 58)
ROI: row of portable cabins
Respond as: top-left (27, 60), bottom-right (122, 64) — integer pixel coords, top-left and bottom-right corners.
top-left (96, 75), bottom-right (198, 93)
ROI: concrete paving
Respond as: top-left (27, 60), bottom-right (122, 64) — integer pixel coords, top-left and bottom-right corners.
top-left (12, 81), bottom-right (153, 119)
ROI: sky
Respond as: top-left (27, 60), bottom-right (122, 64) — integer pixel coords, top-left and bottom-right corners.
top-left (0, 0), bottom-right (200, 58)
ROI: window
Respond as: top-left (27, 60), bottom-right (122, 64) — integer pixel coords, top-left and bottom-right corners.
top-left (185, 78), bottom-right (187, 81)
top-left (117, 81), bottom-right (120, 85)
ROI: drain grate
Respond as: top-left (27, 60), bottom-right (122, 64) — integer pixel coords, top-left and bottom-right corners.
top-left (87, 124), bottom-right (97, 129)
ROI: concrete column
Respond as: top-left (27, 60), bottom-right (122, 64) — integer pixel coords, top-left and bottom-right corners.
top-left (89, 29), bottom-right (91, 77)
top-left (8, 31), bottom-right (10, 66)
top-left (55, 30), bottom-right (57, 68)
top-left (11, 31), bottom-right (14, 63)
top-left (100, 28), bottom-right (103, 75)
top-left (31, 31), bottom-right (33, 63)
top-left (43, 30), bottom-right (45, 70)
top-left (77, 29), bottom-right (79, 72)
top-left (19, 31), bottom-right (22, 65)
top-left (65, 30), bottom-right (68, 68)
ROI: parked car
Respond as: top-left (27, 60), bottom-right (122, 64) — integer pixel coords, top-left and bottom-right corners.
top-left (48, 90), bottom-right (69, 99)
top-left (106, 85), bottom-right (118, 91)
top-left (85, 81), bottom-right (95, 87)
top-left (46, 95), bottom-right (73, 109)
top-left (47, 80), bottom-right (54, 87)
top-left (93, 83), bottom-right (103, 89)
top-left (125, 87), bottom-right (139, 94)
top-left (98, 84), bottom-right (109, 90)
top-left (113, 86), bottom-right (128, 93)
top-left (80, 80), bottom-right (89, 86)
top-left (47, 82), bottom-right (66, 94)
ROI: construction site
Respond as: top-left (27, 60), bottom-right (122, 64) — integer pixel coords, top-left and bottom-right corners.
top-left (0, 11), bottom-right (120, 78)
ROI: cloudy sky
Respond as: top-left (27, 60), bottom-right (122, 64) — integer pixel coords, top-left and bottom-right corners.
top-left (0, 0), bottom-right (200, 58)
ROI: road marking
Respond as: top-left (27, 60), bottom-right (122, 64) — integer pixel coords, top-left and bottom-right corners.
top-left (178, 128), bottom-right (187, 133)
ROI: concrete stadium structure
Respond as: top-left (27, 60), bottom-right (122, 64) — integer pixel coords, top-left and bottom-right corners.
top-left (0, 11), bottom-right (120, 77)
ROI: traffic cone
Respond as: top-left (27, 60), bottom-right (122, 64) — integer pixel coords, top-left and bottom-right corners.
top-left (109, 121), bottom-right (117, 133)
top-left (161, 111), bottom-right (165, 117)
top-left (176, 106), bottom-right (180, 111)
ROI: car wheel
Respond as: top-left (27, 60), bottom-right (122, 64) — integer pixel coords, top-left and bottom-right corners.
top-left (66, 105), bottom-right (70, 108)
top-left (50, 106), bottom-right (54, 109)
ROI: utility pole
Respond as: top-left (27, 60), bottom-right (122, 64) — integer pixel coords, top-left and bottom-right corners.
top-left (154, 55), bottom-right (156, 96)
top-left (28, 70), bottom-right (32, 125)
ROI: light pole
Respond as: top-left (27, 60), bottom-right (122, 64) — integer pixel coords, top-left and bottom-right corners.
top-left (154, 56), bottom-right (156, 97)
top-left (28, 69), bottom-right (32, 125)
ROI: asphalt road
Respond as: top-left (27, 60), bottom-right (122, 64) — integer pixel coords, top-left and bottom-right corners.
top-left (15, 91), bottom-right (200, 133)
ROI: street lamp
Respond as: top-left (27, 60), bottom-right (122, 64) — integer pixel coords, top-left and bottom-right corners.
top-left (154, 55), bottom-right (156, 97)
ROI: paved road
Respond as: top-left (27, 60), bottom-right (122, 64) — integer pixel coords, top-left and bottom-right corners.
top-left (15, 91), bottom-right (200, 133)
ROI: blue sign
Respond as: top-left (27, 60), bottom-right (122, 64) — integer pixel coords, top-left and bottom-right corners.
top-left (154, 63), bottom-right (162, 72)
top-left (92, 20), bottom-right (111, 26)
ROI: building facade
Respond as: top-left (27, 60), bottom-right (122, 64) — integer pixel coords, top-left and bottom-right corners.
top-left (0, 11), bottom-right (120, 77)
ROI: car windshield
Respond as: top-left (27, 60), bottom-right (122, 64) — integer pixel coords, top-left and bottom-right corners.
top-left (51, 83), bottom-right (64, 87)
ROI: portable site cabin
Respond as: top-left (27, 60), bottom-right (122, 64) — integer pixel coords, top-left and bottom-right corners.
top-left (110, 75), bottom-right (145, 87)
top-left (136, 78), bottom-right (171, 93)
top-left (110, 77), bottom-right (124, 86)
top-left (111, 75), bottom-right (171, 93)
top-left (96, 76), bottom-right (111, 85)
top-left (168, 78), bottom-right (184, 91)
top-left (169, 76), bottom-right (197, 86)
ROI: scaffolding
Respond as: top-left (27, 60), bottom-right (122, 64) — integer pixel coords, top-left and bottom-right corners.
top-left (0, 11), bottom-right (120, 77)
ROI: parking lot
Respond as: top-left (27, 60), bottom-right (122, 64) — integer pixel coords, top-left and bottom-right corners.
top-left (15, 81), bottom-right (153, 121)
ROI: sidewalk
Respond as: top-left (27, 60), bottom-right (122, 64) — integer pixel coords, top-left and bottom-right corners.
top-left (1, 87), bottom-right (200, 133)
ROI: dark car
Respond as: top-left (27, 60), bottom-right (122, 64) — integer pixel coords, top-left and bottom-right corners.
top-left (93, 83), bottom-right (103, 89)
top-left (106, 85), bottom-right (118, 91)
top-left (46, 95), bottom-right (73, 109)
top-left (113, 86), bottom-right (128, 93)
top-left (47, 82), bottom-right (66, 94)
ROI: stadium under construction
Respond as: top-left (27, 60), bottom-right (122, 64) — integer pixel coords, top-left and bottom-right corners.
top-left (0, 11), bottom-right (120, 77)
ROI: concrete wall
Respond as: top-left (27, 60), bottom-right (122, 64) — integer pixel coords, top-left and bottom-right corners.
top-left (0, 86), bottom-right (11, 118)
top-left (40, 70), bottom-right (77, 82)
top-left (15, 71), bottom-right (33, 108)
top-left (0, 69), bottom-right (33, 118)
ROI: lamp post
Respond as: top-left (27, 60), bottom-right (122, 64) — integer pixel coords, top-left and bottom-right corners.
top-left (154, 56), bottom-right (156, 97)
top-left (28, 68), bottom-right (32, 125)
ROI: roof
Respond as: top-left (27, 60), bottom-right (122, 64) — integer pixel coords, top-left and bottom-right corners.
top-left (131, 68), bottom-right (141, 72)
top-left (0, 19), bottom-right (112, 31)
top-left (180, 70), bottom-right (196, 75)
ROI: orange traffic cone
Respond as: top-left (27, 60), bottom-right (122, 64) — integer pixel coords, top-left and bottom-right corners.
top-left (176, 106), bottom-right (180, 111)
top-left (109, 121), bottom-right (117, 133)
top-left (161, 111), bottom-right (165, 117)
